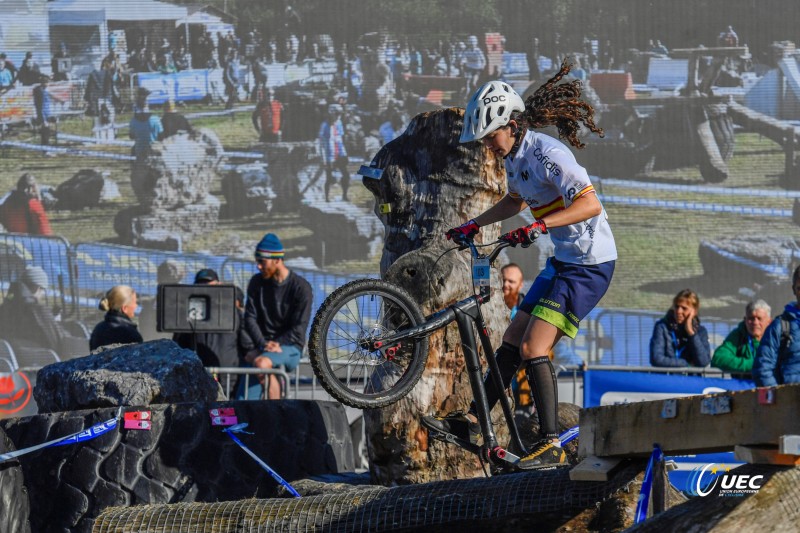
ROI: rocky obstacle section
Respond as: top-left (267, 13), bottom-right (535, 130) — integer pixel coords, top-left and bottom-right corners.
top-left (115, 129), bottom-right (224, 249)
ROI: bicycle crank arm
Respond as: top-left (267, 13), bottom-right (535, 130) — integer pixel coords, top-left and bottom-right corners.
top-left (427, 428), bottom-right (481, 455)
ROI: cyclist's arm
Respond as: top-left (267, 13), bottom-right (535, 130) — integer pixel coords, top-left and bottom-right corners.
top-left (541, 190), bottom-right (602, 229)
top-left (473, 194), bottom-right (526, 226)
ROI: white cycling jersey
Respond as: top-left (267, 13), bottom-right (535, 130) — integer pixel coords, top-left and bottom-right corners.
top-left (505, 131), bottom-right (617, 265)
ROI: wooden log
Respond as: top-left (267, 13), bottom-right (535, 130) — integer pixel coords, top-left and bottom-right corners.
top-left (579, 384), bottom-right (800, 458)
top-left (360, 108), bottom-right (510, 484)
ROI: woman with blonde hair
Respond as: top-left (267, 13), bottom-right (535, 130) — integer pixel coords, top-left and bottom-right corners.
top-left (650, 288), bottom-right (711, 368)
top-left (89, 285), bottom-right (143, 350)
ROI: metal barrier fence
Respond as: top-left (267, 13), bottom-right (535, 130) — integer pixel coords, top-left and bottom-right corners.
top-left (586, 309), bottom-right (740, 366)
top-left (71, 242), bottom-right (227, 321)
top-left (205, 367), bottom-right (290, 400)
top-left (0, 233), bottom-right (76, 316)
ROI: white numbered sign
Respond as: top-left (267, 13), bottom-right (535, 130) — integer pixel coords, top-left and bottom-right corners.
top-left (473, 258), bottom-right (490, 287)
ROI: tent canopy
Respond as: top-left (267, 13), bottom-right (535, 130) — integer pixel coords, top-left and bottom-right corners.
top-left (48, 0), bottom-right (188, 25)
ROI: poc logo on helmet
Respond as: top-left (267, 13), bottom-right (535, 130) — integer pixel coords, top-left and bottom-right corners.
top-left (483, 95), bottom-right (507, 105)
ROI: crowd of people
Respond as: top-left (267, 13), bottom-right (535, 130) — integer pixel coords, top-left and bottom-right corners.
top-left (0, 231), bottom-right (312, 401)
top-left (646, 276), bottom-right (800, 389)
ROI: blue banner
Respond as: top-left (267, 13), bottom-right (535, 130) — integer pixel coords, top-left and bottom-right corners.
top-left (73, 243), bottom-right (225, 299)
top-left (583, 370), bottom-right (755, 408)
top-left (136, 70), bottom-right (210, 104)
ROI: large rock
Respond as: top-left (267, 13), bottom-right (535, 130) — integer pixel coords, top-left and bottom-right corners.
top-left (33, 340), bottom-right (223, 413)
top-left (54, 169), bottom-right (120, 210)
top-left (130, 128), bottom-right (223, 208)
top-left (220, 162), bottom-right (275, 218)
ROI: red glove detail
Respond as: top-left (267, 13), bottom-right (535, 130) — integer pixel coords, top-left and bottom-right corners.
top-left (499, 220), bottom-right (547, 247)
top-left (445, 219), bottom-right (480, 241)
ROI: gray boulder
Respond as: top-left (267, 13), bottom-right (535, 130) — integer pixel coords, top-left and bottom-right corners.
top-left (54, 169), bottom-right (120, 210)
top-left (33, 339), bottom-right (223, 413)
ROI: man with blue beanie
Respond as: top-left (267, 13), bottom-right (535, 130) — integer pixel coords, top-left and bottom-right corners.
top-left (242, 233), bottom-right (312, 399)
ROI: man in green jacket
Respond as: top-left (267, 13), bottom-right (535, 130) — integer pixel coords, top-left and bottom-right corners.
top-left (712, 299), bottom-right (771, 374)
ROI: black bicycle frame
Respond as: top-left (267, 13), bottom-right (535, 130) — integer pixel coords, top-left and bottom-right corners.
top-left (370, 241), bottom-right (527, 462)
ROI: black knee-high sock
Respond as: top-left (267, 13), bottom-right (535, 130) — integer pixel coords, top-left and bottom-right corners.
top-left (467, 342), bottom-right (520, 417)
top-left (525, 357), bottom-right (559, 441)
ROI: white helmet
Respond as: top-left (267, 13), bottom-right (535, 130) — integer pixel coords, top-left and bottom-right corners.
top-left (460, 81), bottom-right (525, 143)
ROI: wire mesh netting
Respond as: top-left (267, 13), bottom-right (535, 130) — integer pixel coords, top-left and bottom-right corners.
top-left (93, 464), bottom-right (642, 532)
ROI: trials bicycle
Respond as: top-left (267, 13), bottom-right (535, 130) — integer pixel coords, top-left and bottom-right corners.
top-left (308, 236), bottom-right (551, 471)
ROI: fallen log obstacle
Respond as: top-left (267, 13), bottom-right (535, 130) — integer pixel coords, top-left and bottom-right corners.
top-left (92, 464), bottom-right (647, 533)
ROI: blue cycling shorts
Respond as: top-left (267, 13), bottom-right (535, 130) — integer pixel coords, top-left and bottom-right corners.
top-left (518, 257), bottom-right (615, 338)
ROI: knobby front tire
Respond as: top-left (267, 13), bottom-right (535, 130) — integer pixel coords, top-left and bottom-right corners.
top-left (308, 279), bottom-right (429, 409)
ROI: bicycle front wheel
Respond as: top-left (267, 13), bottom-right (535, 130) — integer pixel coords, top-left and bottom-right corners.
top-left (308, 279), bottom-right (429, 409)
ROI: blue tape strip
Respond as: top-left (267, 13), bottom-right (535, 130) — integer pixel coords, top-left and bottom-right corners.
top-left (559, 426), bottom-right (579, 446)
top-left (0, 414), bottom-right (120, 463)
top-left (635, 443), bottom-right (664, 524)
top-left (599, 194), bottom-right (792, 218)
top-left (596, 177), bottom-right (800, 199)
top-left (224, 423), bottom-right (301, 498)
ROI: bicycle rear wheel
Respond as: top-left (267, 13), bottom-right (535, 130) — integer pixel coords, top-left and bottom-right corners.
top-left (308, 279), bottom-right (429, 409)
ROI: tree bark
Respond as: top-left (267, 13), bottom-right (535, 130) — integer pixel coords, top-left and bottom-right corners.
top-left (361, 107), bottom-right (511, 484)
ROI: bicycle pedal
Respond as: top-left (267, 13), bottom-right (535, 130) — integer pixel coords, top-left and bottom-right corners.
top-left (427, 428), bottom-right (480, 454)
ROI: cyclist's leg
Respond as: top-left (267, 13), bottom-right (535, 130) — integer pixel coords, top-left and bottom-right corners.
top-left (520, 319), bottom-right (563, 442)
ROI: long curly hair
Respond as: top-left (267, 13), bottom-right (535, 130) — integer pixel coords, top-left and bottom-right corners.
top-left (517, 59), bottom-right (603, 148)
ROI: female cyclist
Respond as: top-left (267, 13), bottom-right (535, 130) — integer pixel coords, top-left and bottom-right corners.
top-left (422, 61), bottom-right (617, 469)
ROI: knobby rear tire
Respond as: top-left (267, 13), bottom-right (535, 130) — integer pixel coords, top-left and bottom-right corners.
top-left (308, 279), bottom-right (429, 409)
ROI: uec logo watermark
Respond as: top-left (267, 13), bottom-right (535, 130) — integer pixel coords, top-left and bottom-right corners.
top-left (686, 463), bottom-right (764, 497)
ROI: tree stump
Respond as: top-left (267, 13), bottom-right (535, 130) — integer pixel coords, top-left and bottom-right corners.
top-left (361, 107), bottom-right (510, 484)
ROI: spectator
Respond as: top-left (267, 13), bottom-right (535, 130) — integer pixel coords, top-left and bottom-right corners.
top-left (224, 50), bottom-right (241, 110)
top-left (718, 25), bottom-right (739, 47)
top-left (0, 173), bottom-right (52, 235)
top-left (712, 299), bottom-right (771, 375)
top-left (138, 259), bottom-right (186, 341)
top-left (501, 263), bottom-right (525, 319)
top-left (129, 87), bottom-right (163, 158)
top-left (251, 88), bottom-right (282, 142)
top-left (33, 74), bottom-right (64, 146)
top-left (0, 266), bottom-right (83, 356)
top-left (650, 289), bottom-right (710, 367)
top-left (0, 53), bottom-right (18, 90)
top-left (650, 40), bottom-right (669, 56)
top-left (160, 100), bottom-right (193, 139)
top-left (173, 269), bottom-right (245, 370)
top-left (89, 285), bottom-right (143, 350)
top-left (173, 46), bottom-right (190, 71)
top-left (461, 35), bottom-right (486, 96)
top-left (319, 104), bottom-right (350, 202)
top-left (84, 58), bottom-right (114, 121)
top-left (243, 233), bottom-right (312, 400)
top-left (753, 266), bottom-right (800, 386)
top-left (16, 52), bottom-right (40, 86)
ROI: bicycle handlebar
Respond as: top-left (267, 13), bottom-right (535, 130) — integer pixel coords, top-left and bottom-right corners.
top-left (451, 235), bottom-right (511, 263)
